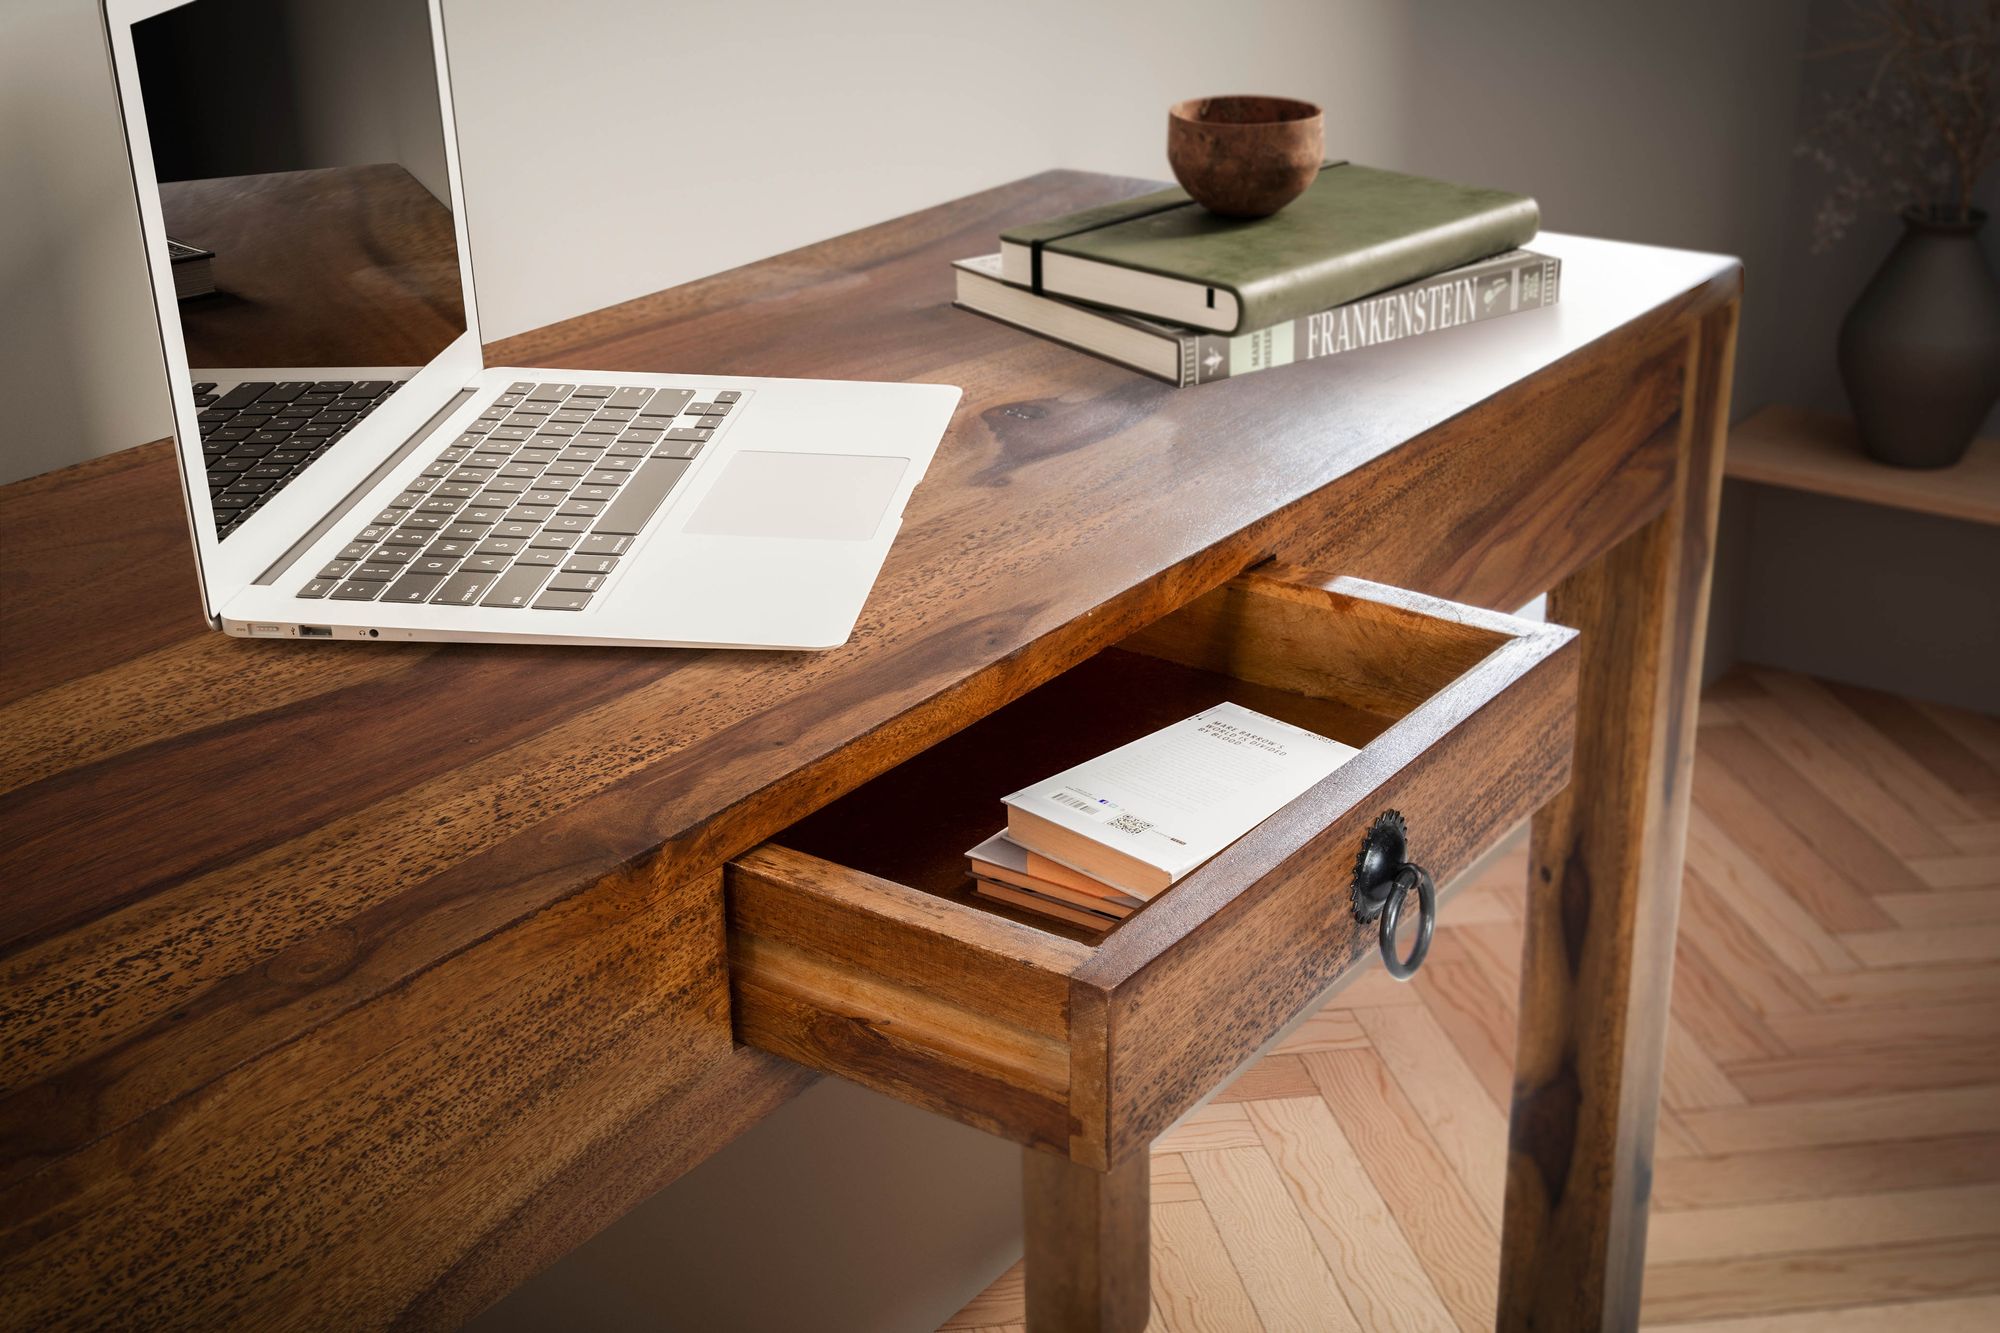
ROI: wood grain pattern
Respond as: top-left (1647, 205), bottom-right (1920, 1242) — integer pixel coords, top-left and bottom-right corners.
top-left (0, 169), bottom-right (1739, 1329)
top-left (1024, 1148), bottom-right (1151, 1333)
top-left (1499, 298), bottom-right (1737, 1330)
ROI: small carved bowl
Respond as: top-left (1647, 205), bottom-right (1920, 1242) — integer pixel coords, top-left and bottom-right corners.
top-left (1167, 95), bottom-right (1324, 218)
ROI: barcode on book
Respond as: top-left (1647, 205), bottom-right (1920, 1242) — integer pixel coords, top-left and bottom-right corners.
top-left (1051, 791), bottom-right (1097, 811)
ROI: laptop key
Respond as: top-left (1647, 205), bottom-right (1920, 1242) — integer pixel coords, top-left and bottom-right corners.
top-left (532, 589), bottom-right (593, 611)
top-left (514, 548), bottom-right (561, 566)
top-left (506, 505), bottom-right (554, 524)
top-left (525, 383), bottom-right (573, 402)
top-left (593, 458), bottom-right (692, 535)
top-left (434, 571), bottom-right (498, 605)
top-left (580, 533), bottom-right (632, 555)
top-left (653, 438), bottom-right (704, 460)
top-left (381, 572), bottom-right (446, 604)
top-left (348, 564), bottom-right (401, 582)
top-left (319, 560), bottom-right (357, 580)
top-left (714, 390), bottom-right (741, 403)
top-left (474, 537), bottom-right (525, 556)
top-left (638, 389), bottom-right (695, 419)
top-left (479, 563), bottom-right (555, 608)
top-left (558, 499), bottom-right (604, 517)
top-left (330, 580), bottom-right (384, 601)
top-left (529, 528), bottom-right (580, 549)
top-left (462, 553), bottom-right (512, 574)
top-left (463, 506), bottom-right (510, 526)
top-left (548, 571), bottom-right (606, 593)
top-left (607, 386), bottom-right (655, 408)
top-left (372, 545), bottom-right (415, 565)
top-left (563, 554), bottom-right (619, 574)
top-left (443, 522), bottom-right (490, 542)
top-left (297, 579), bottom-right (334, 599)
top-left (411, 555), bottom-right (460, 576)
top-left (212, 382), bottom-right (272, 410)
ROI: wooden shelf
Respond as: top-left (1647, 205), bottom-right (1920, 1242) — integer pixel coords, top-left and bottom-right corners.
top-left (1725, 405), bottom-right (2000, 526)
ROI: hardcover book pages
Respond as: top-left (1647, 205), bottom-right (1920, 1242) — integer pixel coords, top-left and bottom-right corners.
top-left (997, 702), bottom-right (1360, 904)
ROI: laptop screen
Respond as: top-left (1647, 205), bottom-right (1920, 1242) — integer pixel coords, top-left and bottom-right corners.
top-left (131, 0), bottom-right (466, 542)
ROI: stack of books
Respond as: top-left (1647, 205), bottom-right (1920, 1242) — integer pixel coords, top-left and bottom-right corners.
top-left (967, 702), bottom-right (1360, 930)
top-left (954, 162), bottom-right (1560, 387)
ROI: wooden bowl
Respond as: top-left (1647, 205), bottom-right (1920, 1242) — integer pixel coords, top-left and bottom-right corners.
top-left (1167, 95), bottom-right (1324, 218)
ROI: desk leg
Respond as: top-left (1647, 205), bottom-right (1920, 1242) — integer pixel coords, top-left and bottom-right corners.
top-left (1023, 1148), bottom-right (1151, 1333)
top-left (1498, 301), bottom-right (1737, 1330)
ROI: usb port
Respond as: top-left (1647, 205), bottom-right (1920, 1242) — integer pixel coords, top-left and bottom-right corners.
top-left (298, 625), bottom-right (334, 637)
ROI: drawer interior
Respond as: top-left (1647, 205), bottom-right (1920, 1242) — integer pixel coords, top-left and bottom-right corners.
top-left (726, 567), bottom-right (1577, 1163)
top-left (774, 572), bottom-right (1512, 942)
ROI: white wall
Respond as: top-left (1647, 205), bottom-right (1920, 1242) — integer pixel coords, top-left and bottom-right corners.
top-left (1, 0), bottom-right (1812, 488)
top-left (2, 0), bottom-right (179, 484)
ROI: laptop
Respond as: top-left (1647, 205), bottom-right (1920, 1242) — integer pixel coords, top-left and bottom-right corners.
top-left (101, 0), bottom-right (959, 650)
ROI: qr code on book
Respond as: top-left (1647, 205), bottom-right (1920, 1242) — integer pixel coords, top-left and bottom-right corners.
top-left (1108, 813), bottom-right (1152, 835)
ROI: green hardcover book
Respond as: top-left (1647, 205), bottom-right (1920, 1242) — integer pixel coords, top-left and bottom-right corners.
top-left (999, 162), bottom-right (1540, 336)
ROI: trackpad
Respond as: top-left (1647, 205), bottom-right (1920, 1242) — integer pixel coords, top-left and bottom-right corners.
top-left (682, 451), bottom-right (910, 541)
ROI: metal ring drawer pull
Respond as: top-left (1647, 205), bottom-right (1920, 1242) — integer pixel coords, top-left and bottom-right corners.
top-left (1350, 809), bottom-right (1438, 981)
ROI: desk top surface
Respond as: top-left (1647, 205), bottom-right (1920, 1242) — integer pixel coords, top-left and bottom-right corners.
top-left (0, 172), bottom-right (1735, 1168)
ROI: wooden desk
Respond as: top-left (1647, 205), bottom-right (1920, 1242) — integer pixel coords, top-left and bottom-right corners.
top-left (0, 172), bottom-right (1738, 1331)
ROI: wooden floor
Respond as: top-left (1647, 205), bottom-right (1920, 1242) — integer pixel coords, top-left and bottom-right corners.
top-left (942, 669), bottom-right (2000, 1331)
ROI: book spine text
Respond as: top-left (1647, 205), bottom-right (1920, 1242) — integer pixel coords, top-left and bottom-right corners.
top-left (1184, 252), bottom-right (1559, 385)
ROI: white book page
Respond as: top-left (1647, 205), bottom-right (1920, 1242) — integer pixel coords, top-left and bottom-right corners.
top-left (1004, 702), bottom-right (1359, 881)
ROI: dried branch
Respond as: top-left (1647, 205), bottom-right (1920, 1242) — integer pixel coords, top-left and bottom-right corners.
top-left (1799, 0), bottom-right (2000, 247)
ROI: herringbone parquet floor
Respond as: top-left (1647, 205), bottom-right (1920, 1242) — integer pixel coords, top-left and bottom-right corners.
top-left (941, 669), bottom-right (2000, 1332)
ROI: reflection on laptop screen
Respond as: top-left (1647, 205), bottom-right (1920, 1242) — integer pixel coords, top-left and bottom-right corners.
top-left (133, 0), bottom-right (464, 540)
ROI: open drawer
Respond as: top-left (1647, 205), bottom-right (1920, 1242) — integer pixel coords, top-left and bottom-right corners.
top-left (725, 568), bottom-right (1579, 1168)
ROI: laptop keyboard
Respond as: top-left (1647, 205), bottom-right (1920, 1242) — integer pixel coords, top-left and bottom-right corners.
top-left (296, 381), bottom-right (737, 612)
top-left (199, 379), bottom-right (403, 539)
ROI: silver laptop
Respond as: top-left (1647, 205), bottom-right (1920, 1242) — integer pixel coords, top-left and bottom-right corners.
top-left (102, 0), bottom-right (958, 650)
